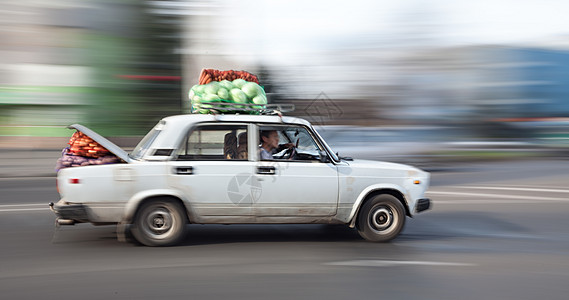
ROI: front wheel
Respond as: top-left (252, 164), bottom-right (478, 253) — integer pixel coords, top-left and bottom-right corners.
top-left (356, 194), bottom-right (406, 242)
top-left (130, 199), bottom-right (187, 246)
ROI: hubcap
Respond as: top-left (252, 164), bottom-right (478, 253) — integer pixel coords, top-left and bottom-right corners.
top-left (369, 206), bottom-right (394, 232)
top-left (144, 207), bottom-right (173, 236)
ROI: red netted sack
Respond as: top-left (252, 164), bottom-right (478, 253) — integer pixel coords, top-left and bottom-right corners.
top-left (198, 69), bottom-right (259, 85)
top-left (67, 131), bottom-right (110, 158)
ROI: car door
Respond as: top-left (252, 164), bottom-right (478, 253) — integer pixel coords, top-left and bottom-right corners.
top-left (168, 123), bottom-right (257, 218)
top-left (254, 124), bottom-right (339, 217)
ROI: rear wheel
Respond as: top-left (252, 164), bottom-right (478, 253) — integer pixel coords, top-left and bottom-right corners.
top-left (130, 199), bottom-right (187, 246)
top-left (356, 194), bottom-right (406, 242)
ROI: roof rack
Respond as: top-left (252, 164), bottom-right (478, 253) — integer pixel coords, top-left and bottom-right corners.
top-left (192, 102), bottom-right (295, 116)
top-left (264, 104), bottom-right (295, 114)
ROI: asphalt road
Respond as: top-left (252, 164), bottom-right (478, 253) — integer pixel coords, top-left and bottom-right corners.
top-left (1, 159), bottom-right (568, 300)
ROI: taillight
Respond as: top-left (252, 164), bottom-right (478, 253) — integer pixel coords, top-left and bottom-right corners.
top-left (69, 178), bottom-right (80, 184)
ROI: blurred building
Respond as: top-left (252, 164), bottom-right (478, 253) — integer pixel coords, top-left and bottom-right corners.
top-left (1, 1), bottom-right (568, 141)
top-left (0, 2), bottom-right (92, 137)
top-left (0, 0), bottom-right (183, 138)
top-left (483, 47), bottom-right (569, 118)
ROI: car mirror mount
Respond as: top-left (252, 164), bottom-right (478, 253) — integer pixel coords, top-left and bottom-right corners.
top-left (319, 150), bottom-right (331, 163)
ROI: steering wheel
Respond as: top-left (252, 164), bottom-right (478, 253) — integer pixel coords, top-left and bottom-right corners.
top-left (273, 145), bottom-right (296, 160)
top-left (285, 146), bottom-right (297, 160)
top-left (273, 138), bottom-right (299, 160)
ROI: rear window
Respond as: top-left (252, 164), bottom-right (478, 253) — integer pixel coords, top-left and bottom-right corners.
top-left (130, 128), bottom-right (161, 160)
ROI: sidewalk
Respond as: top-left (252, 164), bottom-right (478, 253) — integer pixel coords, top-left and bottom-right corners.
top-left (0, 149), bottom-right (62, 178)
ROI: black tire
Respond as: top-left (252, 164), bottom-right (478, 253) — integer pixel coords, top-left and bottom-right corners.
top-left (356, 194), bottom-right (406, 242)
top-left (130, 199), bottom-right (187, 246)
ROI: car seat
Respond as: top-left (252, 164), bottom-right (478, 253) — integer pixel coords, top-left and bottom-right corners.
top-left (237, 132), bottom-right (248, 160)
top-left (224, 131), bottom-right (237, 159)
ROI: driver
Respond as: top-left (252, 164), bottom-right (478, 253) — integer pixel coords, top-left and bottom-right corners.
top-left (259, 130), bottom-right (294, 160)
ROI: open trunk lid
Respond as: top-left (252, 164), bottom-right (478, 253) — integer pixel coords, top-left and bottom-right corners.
top-left (68, 124), bottom-right (132, 163)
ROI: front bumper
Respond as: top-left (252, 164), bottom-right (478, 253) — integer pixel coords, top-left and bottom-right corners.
top-left (415, 198), bottom-right (431, 213)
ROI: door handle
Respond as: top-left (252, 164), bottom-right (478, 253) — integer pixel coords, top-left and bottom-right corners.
top-left (257, 166), bottom-right (275, 175)
top-left (175, 166), bottom-right (194, 175)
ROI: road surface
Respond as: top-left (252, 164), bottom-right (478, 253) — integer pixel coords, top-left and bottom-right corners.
top-left (0, 159), bottom-right (568, 299)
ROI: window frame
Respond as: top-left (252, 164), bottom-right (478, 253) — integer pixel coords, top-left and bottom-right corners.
top-left (256, 123), bottom-right (331, 163)
top-left (174, 122), bottom-right (250, 161)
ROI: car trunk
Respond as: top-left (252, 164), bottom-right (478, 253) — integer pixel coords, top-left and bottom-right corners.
top-left (55, 124), bottom-right (131, 171)
top-left (67, 124), bottom-right (131, 163)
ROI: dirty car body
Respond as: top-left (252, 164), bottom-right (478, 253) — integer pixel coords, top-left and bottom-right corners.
top-left (52, 114), bottom-right (431, 246)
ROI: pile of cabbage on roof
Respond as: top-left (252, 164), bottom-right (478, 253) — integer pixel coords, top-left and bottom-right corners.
top-left (189, 69), bottom-right (267, 114)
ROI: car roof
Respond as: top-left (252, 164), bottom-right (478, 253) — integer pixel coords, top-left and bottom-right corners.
top-left (148, 114), bottom-right (313, 151)
top-left (161, 114), bottom-right (311, 127)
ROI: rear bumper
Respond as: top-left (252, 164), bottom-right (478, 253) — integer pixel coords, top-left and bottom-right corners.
top-left (415, 198), bottom-right (431, 213)
top-left (50, 201), bottom-right (89, 223)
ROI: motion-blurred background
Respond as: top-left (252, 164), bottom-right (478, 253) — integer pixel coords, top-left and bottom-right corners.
top-left (1, 0), bottom-right (568, 161)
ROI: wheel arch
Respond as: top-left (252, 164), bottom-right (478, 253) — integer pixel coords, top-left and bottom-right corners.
top-left (348, 186), bottom-right (410, 228)
top-left (123, 189), bottom-right (192, 224)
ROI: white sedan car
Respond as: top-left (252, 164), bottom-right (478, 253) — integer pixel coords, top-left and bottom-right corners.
top-left (51, 114), bottom-right (431, 246)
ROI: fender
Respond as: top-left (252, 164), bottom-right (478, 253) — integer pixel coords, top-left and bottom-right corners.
top-left (122, 189), bottom-right (191, 223)
top-left (347, 183), bottom-right (410, 227)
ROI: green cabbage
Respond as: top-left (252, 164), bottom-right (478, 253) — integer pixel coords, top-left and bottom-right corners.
top-left (252, 94), bottom-right (267, 105)
top-left (217, 87), bottom-right (229, 100)
top-left (203, 94), bottom-right (221, 101)
top-left (241, 82), bottom-right (261, 98)
top-left (219, 80), bottom-right (234, 90)
top-left (232, 79), bottom-right (247, 89)
top-left (204, 82), bottom-right (220, 95)
top-left (191, 95), bottom-right (202, 103)
top-left (230, 88), bottom-right (247, 103)
top-left (193, 84), bottom-right (206, 94)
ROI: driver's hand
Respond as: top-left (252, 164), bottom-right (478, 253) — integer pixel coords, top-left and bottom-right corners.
top-left (275, 143), bottom-right (295, 153)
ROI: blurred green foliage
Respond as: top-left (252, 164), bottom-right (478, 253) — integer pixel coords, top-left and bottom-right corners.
top-left (0, 0), bottom-right (183, 137)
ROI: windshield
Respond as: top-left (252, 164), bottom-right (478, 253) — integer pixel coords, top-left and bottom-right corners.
top-left (312, 127), bottom-right (340, 161)
top-left (311, 126), bottom-right (339, 162)
top-left (130, 128), bottom-right (162, 160)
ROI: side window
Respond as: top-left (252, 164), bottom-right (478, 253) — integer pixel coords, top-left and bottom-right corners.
top-left (258, 125), bottom-right (326, 161)
top-left (284, 127), bottom-right (319, 153)
top-left (176, 124), bottom-right (248, 161)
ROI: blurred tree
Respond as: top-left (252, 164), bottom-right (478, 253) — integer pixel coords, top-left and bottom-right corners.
top-left (129, 0), bottom-right (183, 132)
top-left (85, 0), bottom-right (183, 136)
top-left (257, 64), bottom-right (283, 103)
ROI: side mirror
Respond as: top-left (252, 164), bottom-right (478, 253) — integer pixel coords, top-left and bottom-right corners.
top-left (336, 151), bottom-right (353, 161)
top-left (318, 150), bottom-right (331, 163)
